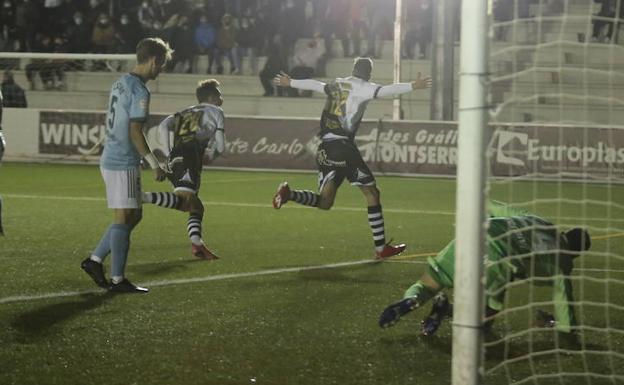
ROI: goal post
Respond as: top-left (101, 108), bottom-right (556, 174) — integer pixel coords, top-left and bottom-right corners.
top-left (455, 0), bottom-right (624, 384)
top-left (452, 0), bottom-right (490, 385)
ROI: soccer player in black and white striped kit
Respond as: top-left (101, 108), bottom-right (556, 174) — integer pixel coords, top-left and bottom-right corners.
top-left (142, 79), bottom-right (225, 260)
top-left (272, 57), bottom-right (432, 259)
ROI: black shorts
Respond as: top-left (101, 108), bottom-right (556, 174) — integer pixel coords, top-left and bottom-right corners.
top-left (316, 139), bottom-right (375, 190)
top-left (167, 141), bottom-right (203, 193)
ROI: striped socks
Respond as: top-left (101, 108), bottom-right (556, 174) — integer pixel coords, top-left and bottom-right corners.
top-left (187, 213), bottom-right (203, 246)
top-left (290, 190), bottom-right (319, 207)
top-left (368, 205), bottom-right (385, 252)
top-left (143, 192), bottom-right (181, 209)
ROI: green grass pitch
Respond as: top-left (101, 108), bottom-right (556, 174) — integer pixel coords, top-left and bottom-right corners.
top-left (0, 163), bottom-right (623, 385)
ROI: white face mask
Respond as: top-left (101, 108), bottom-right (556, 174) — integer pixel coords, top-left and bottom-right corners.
top-left (121, 17), bottom-right (129, 25)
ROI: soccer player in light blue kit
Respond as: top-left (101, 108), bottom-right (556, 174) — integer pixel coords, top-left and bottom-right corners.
top-left (81, 38), bottom-right (173, 293)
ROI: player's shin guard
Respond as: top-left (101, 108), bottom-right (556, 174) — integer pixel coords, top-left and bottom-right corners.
top-left (290, 190), bottom-right (319, 207)
top-left (110, 224), bottom-right (131, 283)
top-left (368, 205), bottom-right (385, 251)
top-left (143, 192), bottom-right (181, 209)
top-left (187, 213), bottom-right (203, 245)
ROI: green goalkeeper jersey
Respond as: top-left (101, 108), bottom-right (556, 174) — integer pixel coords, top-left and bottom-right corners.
top-left (427, 202), bottom-right (577, 332)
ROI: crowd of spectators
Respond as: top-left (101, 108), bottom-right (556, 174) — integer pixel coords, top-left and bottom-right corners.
top-left (0, 0), bottom-right (434, 73)
top-left (493, 0), bottom-right (623, 43)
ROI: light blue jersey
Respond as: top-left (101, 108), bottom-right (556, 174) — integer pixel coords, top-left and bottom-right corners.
top-left (101, 73), bottom-right (150, 170)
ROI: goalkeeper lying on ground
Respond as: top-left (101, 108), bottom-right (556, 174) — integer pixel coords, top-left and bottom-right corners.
top-left (379, 201), bottom-right (591, 337)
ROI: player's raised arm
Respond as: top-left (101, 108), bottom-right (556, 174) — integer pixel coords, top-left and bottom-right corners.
top-left (375, 72), bottom-right (433, 98)
top-left (273, 71), bottom-right (326, 93)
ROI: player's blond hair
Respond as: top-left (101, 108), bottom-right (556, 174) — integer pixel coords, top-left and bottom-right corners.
top-left (136, 37), bottom-right (173, 65)
top-left (196, 79), bottom-right (221, 103)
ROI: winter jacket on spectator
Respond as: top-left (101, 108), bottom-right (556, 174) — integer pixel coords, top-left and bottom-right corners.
top-left (91, 14), bottom-right (117, 53)
top-left (116, 14), bottom-right (143, 53)
top-left (195, 18), bottom-right (217, 51)
top-left (1, 72), bottom-right (27, 108)
top-left (217, 14), bottom-right (237, 50)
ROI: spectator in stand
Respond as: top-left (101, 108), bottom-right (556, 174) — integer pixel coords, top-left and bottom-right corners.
top-left (92, 13), bottom-right (117, 54)
top-left (25, 33), bottom-right (66, 90)
top-left (84, 0), bottom-right (108, 27)
top-left (64, 11), bottom-right (91, 53)
top-left (43, 0), bottom-right (64, 35)
top-left (216, 13), bottom-right (239, 74)
top-left (235, 15), bottom-right (257, 75)
top-left (322, 0), bottom-right (350, 58)
top-left (493, 0), bottom-right (513, 41)
top-left (1, 70), bottom-right (27, 107)
top-left (137, 0), bottom-right (160, 33)
top-left (403, 0), bottom-right (432, 59)
top-left (253, 3), bottom-right (270, 54)
top-left (0, 0), bottom-right (15, 51)
top-left (259, 34), bottom-right (288, 97)
top-left (348, 0), bottom-right (366, 58)
top-left (289, 35), bottom-right (325, 97)
top-left (280, 0), bottom-right (305, 57)
top-left (592, 0), bottom-right (617, 43)
top-left (14, 0), bottom-right (40, 52)
top-left (257, 0), bottom-right (280, 54)
top-left (195, 14), bottom-right (218, 74)
top-left (366, 0), bottom-right (395, 58)
top-left (168, 15), bottom-right (195, 73)
top-left (116, 13), bottom-right (142, 54)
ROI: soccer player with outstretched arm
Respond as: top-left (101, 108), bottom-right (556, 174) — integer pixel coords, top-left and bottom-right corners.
top-left (379, 201), bottom-right (591, 340)
top-left (81, 38), bottom-right (173, 293)
top-left (271, 57), bottom-right (432, 259)
top-left (142, 79), bottom-right (225, 260)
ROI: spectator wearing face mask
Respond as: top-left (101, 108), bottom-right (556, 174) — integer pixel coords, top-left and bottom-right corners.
top-left (116, 13), bottom-right (142, 54)
top-left (64, 11), bottom-right (92, 53)
top-left (137, 0), bottom-right (157, 32)
top-left (57, 0), bottom-right (81, 36)
top-left (84, 0), bottom-right (108, 27)
top-left (92, 13), bottom-right (116, 54)
top-left (194, 14), bottom-right (218, 74)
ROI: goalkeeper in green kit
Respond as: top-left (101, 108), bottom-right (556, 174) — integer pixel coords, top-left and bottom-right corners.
top-left (379, 201), bottom-right (591, 337)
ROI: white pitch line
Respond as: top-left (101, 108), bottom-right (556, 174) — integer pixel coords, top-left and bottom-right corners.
top-left (1, 257), bottom-right (623, 305)
top-left (2, 193), bottom-right (454, 216)
top-left (0, 258), bottom-right (426, 305)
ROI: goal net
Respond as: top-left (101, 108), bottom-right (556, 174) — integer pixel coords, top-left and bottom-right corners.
top-left (483, 0), bottom-right (624, 384)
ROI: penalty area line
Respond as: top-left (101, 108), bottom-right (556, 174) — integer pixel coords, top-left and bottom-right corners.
top-left (0, 258), bottom-right (426, 305)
